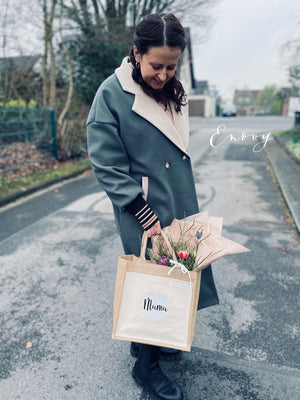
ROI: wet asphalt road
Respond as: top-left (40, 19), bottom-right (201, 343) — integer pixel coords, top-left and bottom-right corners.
top-left (0, 116), bottom-right (299, 400)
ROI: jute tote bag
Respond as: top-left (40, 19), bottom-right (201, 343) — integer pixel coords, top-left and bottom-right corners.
top-left (112, 232), bottom-right (201, 351)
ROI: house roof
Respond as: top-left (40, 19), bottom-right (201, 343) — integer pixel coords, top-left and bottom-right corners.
top-left (0, 55), bottom-right (40, 74)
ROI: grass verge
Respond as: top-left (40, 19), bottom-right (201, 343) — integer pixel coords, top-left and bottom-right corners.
top-left (274, 128), bottom-right (300, 162)
top-left (0, 159), bottom-right (91, 202)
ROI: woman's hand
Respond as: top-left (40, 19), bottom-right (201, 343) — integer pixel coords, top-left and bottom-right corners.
top-left (146, 220), bottom-right (161, 238)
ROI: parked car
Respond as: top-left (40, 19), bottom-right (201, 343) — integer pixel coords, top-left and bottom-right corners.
top-left (222, 104), bottom-right (237, 117)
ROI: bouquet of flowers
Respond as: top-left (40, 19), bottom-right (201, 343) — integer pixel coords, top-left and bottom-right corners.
top-left (149, 211), bottom-right (249, 272)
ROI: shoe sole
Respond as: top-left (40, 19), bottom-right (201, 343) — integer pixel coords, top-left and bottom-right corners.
top-left (131, 370), bottom-right (186, 400)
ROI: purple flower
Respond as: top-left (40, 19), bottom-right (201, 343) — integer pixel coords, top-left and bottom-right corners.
top-left (158, 255), bottom-right (170, 266)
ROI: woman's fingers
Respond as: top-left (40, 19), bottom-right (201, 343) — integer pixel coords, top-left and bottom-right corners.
top-left (146, 220), bottom-right (161, 237)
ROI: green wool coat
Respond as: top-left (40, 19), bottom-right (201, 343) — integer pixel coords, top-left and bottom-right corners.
top-left (87, 58), bottom-right (219, 309)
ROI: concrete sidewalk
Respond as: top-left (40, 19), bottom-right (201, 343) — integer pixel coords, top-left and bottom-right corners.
top-left (264, 136), bottom-right (300, 234)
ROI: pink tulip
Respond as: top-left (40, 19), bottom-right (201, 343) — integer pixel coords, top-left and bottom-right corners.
top-left (177, 251), bottom-right (189, 260)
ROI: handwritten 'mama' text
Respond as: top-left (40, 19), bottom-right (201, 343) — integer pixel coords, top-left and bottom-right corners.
top-left (144, 297), bottom-right (168, 313)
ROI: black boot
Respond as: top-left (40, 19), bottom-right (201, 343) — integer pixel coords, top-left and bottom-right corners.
top-left (131, 342), bottom-right (182, 361)
top-left (132, 344), bottom-right (184, 400)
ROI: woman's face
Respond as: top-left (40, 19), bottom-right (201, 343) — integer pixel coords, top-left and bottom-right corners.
top-left (133, 45), bottom-right (181, 90)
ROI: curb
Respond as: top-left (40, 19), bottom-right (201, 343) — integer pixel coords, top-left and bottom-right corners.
top-left (264, 137), bottom-right (300, 235)
top-left (0, 167), bottom-right (92, 208)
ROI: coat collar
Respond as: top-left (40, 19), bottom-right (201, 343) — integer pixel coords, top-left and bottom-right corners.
top-left (115, 58), bottom-right (189, 155)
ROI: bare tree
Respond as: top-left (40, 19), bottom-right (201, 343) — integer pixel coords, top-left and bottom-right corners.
top-left (57, 0), bottom-right (74, 134)
top-left (279, 17), bottom-right (300, 96)
top-left (0, 1), bottom-right (10, 58)
top-left (40, 0), bottom-right (58, 109)
top-left (288, 65), bottom-right (300, 96)
top-left (281, 39), bottom-right (300, 96)
top-left (64, 0), bottom-right (219, 34)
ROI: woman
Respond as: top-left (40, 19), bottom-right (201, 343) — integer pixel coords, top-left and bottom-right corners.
top-left (87, 13), bottom-right (219, 400)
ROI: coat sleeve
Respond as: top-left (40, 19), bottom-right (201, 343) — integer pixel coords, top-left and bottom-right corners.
top-left (86, 84), bottom-right (144, 212)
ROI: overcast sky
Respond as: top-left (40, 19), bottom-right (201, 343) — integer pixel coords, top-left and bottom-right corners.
top-left (189, 0), bottom-right (300, 102)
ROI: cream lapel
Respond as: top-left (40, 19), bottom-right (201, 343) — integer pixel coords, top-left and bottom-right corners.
top-left (170, 99), bottom-right (190, 150)
top-left (115, 58), bottom-right (189, 155)
top-left (133, 85), bottom-right (188, 154)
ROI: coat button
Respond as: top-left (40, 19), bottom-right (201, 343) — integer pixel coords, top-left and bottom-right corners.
top-left (165, 162), bottom-right (171, 169)
top-left (182, 155), bottom-right (188, 161)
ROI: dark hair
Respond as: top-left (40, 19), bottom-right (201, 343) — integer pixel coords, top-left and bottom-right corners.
top-left (129, 14), bottom-right (187, 113)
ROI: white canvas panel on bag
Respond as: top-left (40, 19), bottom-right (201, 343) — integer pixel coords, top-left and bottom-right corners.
top-left (115, 272), bottom-right (192, 349)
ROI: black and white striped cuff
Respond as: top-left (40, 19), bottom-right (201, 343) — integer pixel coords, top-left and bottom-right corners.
top-left (125, 194), bottom-right (158, 231)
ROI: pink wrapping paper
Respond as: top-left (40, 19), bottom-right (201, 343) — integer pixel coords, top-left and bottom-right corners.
top-left (151, 212), bottom-right (250, 271)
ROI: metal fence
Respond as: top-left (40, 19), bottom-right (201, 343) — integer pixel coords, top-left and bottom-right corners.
top-left (0, 107), bottom-right (58, 182)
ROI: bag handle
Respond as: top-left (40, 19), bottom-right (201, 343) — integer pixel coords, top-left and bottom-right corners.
top-left (140, 230), bottom-right (177, 261)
